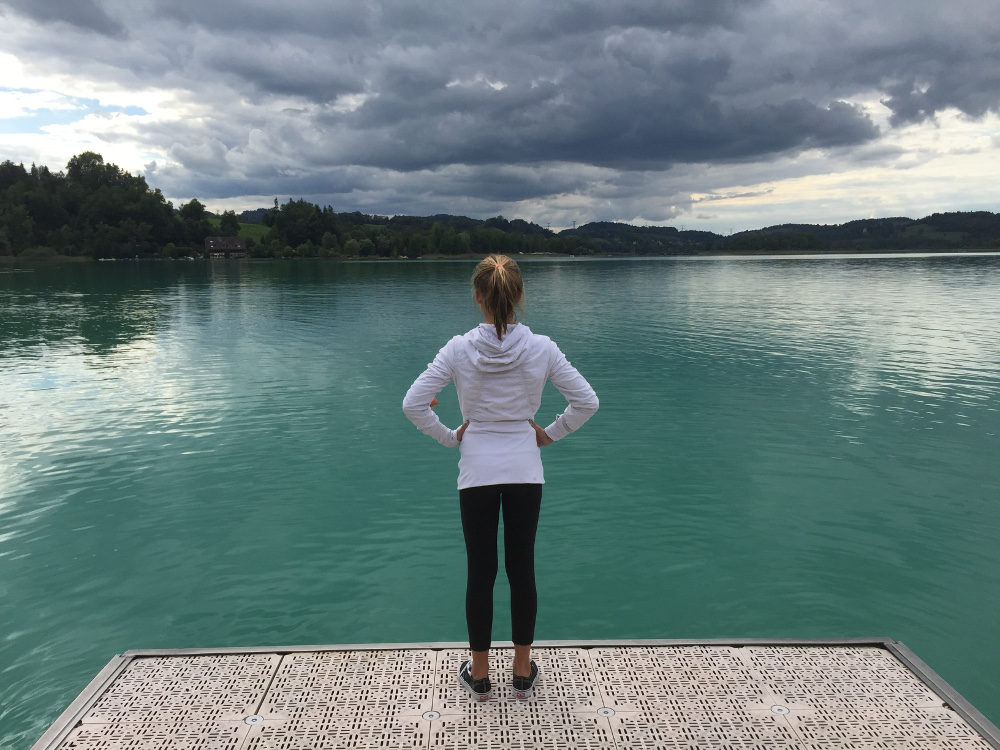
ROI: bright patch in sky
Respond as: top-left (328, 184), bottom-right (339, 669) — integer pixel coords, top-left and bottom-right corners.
top-left (446, 74), bottom-right (508, 91)
top-left (0, 87), bottom-right (147, 135)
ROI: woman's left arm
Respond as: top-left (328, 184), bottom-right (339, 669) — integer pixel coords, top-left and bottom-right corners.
top-left (402, 343), bottom-right (463, 447)
top-left (541, 345), bottom-right (599, 442)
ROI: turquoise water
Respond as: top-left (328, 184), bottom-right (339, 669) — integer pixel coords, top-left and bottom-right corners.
top-left (1, 255), bottom-right (999, 746)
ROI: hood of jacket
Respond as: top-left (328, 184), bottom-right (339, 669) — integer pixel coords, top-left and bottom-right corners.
top-left (467, 322), bottom-right (531, 373)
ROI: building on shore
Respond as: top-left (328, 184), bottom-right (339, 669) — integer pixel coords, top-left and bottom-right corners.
top-left (204, 236), bottom-right (247, 259)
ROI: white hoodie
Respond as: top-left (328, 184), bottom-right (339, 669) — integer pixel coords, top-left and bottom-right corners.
top-left (402, 323), bottom-right (599, 489)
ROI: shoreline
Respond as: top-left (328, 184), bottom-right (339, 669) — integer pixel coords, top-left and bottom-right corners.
top-left (4, 248), bottom-right (1000, 265)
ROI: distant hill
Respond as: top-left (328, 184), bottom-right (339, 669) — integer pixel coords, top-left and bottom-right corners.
top-left (383, 213), bottom-right (551, 235)
top-left (223, 208), bottom-right (1000, 256)
top-left (726, 212), bottom-right (1000, 253)
top-left (560, 221), bottom-right (723, 255)
top-left (239, 208), bottom-right (554, 235)
top-left (555, 213), bottom-right (1000, 254)
top-left (227, 206), bottom-right (1000, 254)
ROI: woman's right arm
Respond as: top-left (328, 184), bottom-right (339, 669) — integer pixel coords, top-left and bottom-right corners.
top-left (402, 342), bottom-right (463, 447)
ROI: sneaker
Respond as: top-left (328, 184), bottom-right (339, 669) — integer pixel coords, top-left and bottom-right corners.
top-left (458, 660), bottom-right (492, 701)
top-left (512, 661), bottom-right (539, 699)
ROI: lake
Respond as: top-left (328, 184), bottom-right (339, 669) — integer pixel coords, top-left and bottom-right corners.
top-left (1, 254), bottom-right (999, 747)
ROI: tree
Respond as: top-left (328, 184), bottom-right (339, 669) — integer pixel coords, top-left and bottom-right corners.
top-left (178, 199), bottom-right (213, 246)
top-left (0, 160), bottom-right (28, 191)
top-left (178, 198), bottom-right (207, 222)
top-left (320, 231), bottom-right (340, 256)
top-left (65, 152), bottom-right (107, 189)
top-left (0, 203), bottom-right (35, 254)
top-left (219, 210), bottom-right (240, 236)
top-left (261, 198), bottom-right (340, 248)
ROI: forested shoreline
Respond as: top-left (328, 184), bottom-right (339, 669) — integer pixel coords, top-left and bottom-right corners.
top-left (3, 152), bottom-right (1000, 261)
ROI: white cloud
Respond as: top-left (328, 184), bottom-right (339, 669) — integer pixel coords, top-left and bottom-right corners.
top-left (331, 92), bottom-right (371, 113)
top-left (446, 74), bottom-right (508, 91)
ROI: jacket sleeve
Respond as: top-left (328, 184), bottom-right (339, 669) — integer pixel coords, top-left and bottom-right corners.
top-left (402, 341), bottom-right (460, 447)
top-left (542, 344), bottom-right (599, 441)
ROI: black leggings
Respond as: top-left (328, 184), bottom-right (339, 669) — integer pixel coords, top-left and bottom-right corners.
top-left (459, 483), bottom-right (542, 652)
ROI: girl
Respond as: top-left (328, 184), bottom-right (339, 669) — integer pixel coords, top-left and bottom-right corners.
top-left (402, 254), bottom-right (598, 700)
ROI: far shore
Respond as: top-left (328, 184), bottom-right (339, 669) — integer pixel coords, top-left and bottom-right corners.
top-left (4, 247), bottom-right (1000, 267)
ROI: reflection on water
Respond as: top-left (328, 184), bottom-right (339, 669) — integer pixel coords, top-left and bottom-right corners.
top-left (1, 255), bottom-right (999, 745)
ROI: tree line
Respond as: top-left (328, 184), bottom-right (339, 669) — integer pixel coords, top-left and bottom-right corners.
top-left (2, 152), bottom-right (999, 259)
top-left (253, 202), bottom-right (586, 259)
top-left (0, 153), bottom-right (235, 259)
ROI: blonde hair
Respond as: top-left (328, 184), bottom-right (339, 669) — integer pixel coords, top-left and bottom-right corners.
top-left (472, 254), bottom-right (523, 340)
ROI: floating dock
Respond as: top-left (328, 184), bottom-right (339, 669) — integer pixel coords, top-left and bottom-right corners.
top-left (32, 639), bottom-right (999, 749)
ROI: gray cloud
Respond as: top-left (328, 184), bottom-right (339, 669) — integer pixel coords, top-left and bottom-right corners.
top-left (0, 0), bottom-right (124, 36)
top-left (198, 42), bottom-right (365, 101)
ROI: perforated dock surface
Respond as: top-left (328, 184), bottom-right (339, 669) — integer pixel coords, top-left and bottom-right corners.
top-left (33, 640), bottom-right (1000, 750)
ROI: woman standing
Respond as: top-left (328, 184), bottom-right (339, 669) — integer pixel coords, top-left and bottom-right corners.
top-left (402, 254), bottom-right (598, 700)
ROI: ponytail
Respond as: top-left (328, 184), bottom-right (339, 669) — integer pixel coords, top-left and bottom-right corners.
top-left (472, 254), bottom-right (524, 340)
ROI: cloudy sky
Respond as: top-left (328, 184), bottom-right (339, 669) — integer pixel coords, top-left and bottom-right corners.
top-left (2, 0), bottom-right (999, 233)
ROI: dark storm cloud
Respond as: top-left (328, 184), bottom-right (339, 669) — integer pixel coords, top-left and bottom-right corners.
top-left (0, 0), bottom-right (124, 36)
top-left (199, 43), bottom-right (364, 101)
top-left (766, 1), bottom-right (1000, 127)
top-left (882, 64), bottom-right (1000, 126)
top-left (307, 18), bottom-right (880, 173)
top-left (153, 0), bottom-right (442, 40)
